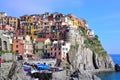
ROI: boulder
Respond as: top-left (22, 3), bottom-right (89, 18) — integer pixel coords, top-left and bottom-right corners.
top-left (115, 64), bottom-right (120, 71)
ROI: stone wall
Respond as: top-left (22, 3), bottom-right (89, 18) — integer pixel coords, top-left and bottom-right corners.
top-left (2, 53), bottom-right (15, 62)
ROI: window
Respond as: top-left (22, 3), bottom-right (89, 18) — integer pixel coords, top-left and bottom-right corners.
top-left (54, 44), bottom-right (57, 47)
top-left (55, 52), bottom-right (56, 56)
top-left (54, 48), bottom-right (56, 51)
top-left (3, 41), bottom-right (7, 50)
top-left (23, 37), bottom-right (25, 40)
top-left (36, 50), bottom-right (38, 52)
top-left (16, 40), bottom-right (18, 43)
top-left (59, 52), bottom-right (61, 55)
top-left (59, 48), bottom-right (61, 50)
top-left (16, 45), bottom-right (18, 48)
top-left (66, 48), bottom-right (68, 51)
top-left (45, 23), bottom-right (47, 25)
top-left (16, 50), bottom-right (19, 54)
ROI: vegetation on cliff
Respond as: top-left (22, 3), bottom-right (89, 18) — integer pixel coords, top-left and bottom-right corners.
top-left (78, 26), bottom-right (107, 56)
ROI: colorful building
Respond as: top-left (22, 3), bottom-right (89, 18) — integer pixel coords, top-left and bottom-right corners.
top-left (23, 35), bottom-right (33, 55)
top-left (4, 16), bottom-right (19, 29)
top-left (20, 15), bottom-right (39, 38)
top-left (87, 29), bottom-right (94, 38)
top-left (12, 36), bottom-right (24, 55)
top-left (0, 12), bottom-right (7, 19)
top-left (78, 19), bottom-right (88, 30)
top-left (61, 42), bottom-right (71, 60)
top-left (35, 38), bottom-right (49, 57)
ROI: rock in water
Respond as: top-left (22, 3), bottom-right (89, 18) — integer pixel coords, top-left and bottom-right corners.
top-left (115, 64), bottom-right (120, 71)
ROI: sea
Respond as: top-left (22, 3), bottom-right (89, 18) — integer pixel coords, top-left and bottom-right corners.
top-left (97, 54), bottom-right (120, 80)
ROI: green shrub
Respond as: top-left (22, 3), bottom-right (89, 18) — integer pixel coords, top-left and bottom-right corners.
top-left (84, 35), bottom-right (107, 56)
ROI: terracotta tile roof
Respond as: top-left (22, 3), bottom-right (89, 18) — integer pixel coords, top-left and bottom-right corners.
top-left (36, 38), bottom-right (48, 42)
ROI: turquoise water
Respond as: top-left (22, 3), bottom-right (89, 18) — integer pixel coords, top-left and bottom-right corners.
top-left (97, 54), bottom-right (120, 80)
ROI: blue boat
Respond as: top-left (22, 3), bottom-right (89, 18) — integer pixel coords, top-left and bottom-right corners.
top-left (36, 63), bottom-right (50, 70)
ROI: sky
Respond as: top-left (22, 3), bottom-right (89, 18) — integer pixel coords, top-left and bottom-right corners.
top-left (0, 0), bottom-right (120, 54)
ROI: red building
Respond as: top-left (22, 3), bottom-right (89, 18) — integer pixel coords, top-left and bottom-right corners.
top-left (13, 37), bottom-right (24, 55)
top-left (48, 15), bottom-right (54, 21)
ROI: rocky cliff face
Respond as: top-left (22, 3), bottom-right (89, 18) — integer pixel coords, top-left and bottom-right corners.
top-left (93, 53), bottom-right (114, 70)
top-left (67, 44), bottom-right (114, 71)
top-left (65, 27), bottom-right (114, 71)
top-left (64, 27), bottom-right (115, 80)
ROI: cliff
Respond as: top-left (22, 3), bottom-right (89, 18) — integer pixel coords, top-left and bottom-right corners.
top-left (67, 40), bottom-right (114, 71)
top-left (63, 27), bottom-right (115, 80)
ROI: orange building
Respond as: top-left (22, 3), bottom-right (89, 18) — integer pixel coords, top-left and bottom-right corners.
top-left (12, 36), bottom-right (24, 55)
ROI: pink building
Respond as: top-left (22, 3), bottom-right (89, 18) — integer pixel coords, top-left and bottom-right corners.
top-left (50, 41), bottom-right (63, 60)
top-left (5, 25), bottom-right (14, 31)
top-left (0, 24), bottom-right (15, 31)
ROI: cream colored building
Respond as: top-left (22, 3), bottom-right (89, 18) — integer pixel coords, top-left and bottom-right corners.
top-left (23, 35), bottom-right (33, 55)
top-left (61, 42), bottom-right (71, 59)
top-left (87, 29), bottom-right (94, 38)
top-left (0, 12), bottom-right (7, 19)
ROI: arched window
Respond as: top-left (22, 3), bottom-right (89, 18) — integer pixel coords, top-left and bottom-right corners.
top-left (3, 41), bottom-right (7, 50)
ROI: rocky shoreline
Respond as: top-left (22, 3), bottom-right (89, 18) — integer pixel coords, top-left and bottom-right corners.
top-left (0, 62), bottom-right (13, 80)
top-left (0, 62), bottom-right (116, 80)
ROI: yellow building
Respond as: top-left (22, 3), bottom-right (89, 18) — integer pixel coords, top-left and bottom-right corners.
top-left (28, 15), bottom-right (38, 38)
top-left (20, 15), bottom-right (38, 38)
top-left (73, 19), bottom-right (79, 29)
top-left (7, 16), bottom-right (19, 29)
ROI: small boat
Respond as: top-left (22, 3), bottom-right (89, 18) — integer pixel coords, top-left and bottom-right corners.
top-left (36, 63), bottom-right (50, 70)
top-left (22, 65), bottom-right (31, 72)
